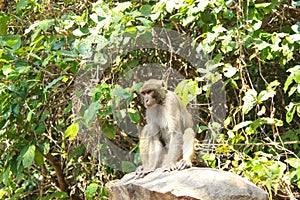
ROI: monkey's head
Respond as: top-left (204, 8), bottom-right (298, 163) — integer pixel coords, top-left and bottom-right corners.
top-left (140, 79), bottom-right (167, 108)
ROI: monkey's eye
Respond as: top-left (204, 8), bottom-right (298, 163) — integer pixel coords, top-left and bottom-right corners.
top-left (141, 90), bottom-right (153, 95)
top-left (146, 90), bottom-right (153, 95)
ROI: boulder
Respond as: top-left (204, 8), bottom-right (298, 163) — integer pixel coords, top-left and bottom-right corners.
top-left (106, 167), bottom-right (268, 200)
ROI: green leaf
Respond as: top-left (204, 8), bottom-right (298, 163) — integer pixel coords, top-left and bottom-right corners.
top-left (125, 26), bottom-right (137, 35)
top-left (233, 121), bottom-right (252, 131)
top-left (253, 20), bottom-right (262, 30)
top-left (267, 80), bottom-right (280, 90)
top-left (290, 34), bottom-right (300, 42)
top-left (286, 158), bottom-right (300, 168)
top-left (73, 28), bottom-right (90, 36)
top-left (2, 65), bottom-right (14, 76)
top-left (183, 15), bottom-right (197, 27)
top-left (101, 121), bottom-right (116, 139)
top-left (16, 0), bottom-right (29, 13)
top-left (130, 82), bottom-right (143, 92)
top-left (140, 5), bottom-right (152, 16)
top-left (83, 102), bottom-right (102, 124)
top-left (44, 76), bottom-right (65, 92)
top-left (255, 3), bottom-right (271, 8)
top-left (27, 19), bottom-right (55, 41)
top-left (198, 125), bottom-right (208, 133)
top-left (291, 22), bottom-right (300, 34)
top-left (128, 59), bottom-right (139, 68)
top-left (77, 42), bottom-right (93, 58)
top-left (128, 108), bottom-right (141, 123)
top-left (3, 35), bottom-right (21, 50)
top-left (136, 17), bottom-right (152, 27)
top-left (0, 188), bottom-right (5, 199)
top-left (175, 79), bottom-right (198, 106)
top-left (259, 117), bottom-right (283, 127)
top-left (198, 0), bottom-right (209, 11)
top-left (34, 148), bottom-right (44, 167)
top-left (284, 76), bottom-right (294, 93)
top-left (27, 110), bottom-right (33, 122)
top-left (285, 65), bottom-right (300, 93)
top-left (242, 89), bottom-right (257, 114)
top-left (22, 145), bottom-right (36, 168)
top-left (0, 15), bottom-right (9, 36)
top-left (64, 122), bottom-right (79, 141)
top-left (73, 29), bottom-right (84, 36)
top-left (288, 86), bottom-right (297, 97)
top-left (122, 161), bottom-right (136, 173)
top-left (10, 188), bottom-right (25, 200)
top-left (111, 87), bottom-right (132, 99)
top-left (257, 90), bottom-right (275, 103)
top-left (38, 19), bottom-right (55, 31)
top-left (40, 192), bottom-right (68, 200)
top-left (223, 63), bottom-right (237, 78)
top-left (223, 117), bottom-right (231, 128)
top-left (295, 69), bottom-right (300, 83)
top-left (85, 183), bottom-right (99, 200)
top-left (63, 103), bottom-right (72, 114)
top-left (247, 119), bottom-right (260, 134)
top-left (113, 1), bottom-right (132, 12)
top-left (286, 102), bottom-right (296, 124)
top-left (166, 1), bottom-right (175, 13)
top-left (2, 168), bottom-right (11, 185)
top-left (257, 106), bottom-right (266, 116)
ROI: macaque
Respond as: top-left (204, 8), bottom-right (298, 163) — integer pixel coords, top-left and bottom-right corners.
top-left (135, 79), bottom-right (195, 178)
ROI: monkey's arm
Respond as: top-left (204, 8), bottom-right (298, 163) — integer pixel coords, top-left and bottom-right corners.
top-left (136, 139), bottom-right (164, 178)
top-left (136, 125), bottom-right (165, 178)
top-left (135, 125), bottom-right (150, 178)
top-left (176, 128), bottom-right (195, 169)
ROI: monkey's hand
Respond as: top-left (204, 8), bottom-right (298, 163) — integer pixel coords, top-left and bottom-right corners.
top-left (162, 163), bottom-right (179, 172)
top-left (176, 159), bottom-right (192, 170)
top-left (163, 160), bottom-right (192, 172)
top-left (135, 166), bottom-right (152, 179)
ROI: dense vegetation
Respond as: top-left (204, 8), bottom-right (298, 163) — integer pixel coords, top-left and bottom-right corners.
top-left (0, 0), bottom-right (299, 199)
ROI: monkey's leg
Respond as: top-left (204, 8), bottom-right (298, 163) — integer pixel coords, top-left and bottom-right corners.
top-left (176, 128), bottom-right (195, 170)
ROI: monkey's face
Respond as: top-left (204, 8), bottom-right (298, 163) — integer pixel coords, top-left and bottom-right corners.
top-left (141, 90), bottom-right (158, 108)
top-left (140, 79), bottom-right (166, 109)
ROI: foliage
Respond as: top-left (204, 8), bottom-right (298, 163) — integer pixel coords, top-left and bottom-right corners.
top-left (0, 0), bottom-right (299, 199)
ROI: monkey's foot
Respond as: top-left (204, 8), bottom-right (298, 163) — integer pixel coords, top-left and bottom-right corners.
top-left (176, 159), bottom-right (192, 170)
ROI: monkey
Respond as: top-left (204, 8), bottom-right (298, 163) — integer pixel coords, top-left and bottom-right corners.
top-left (135, 79), bottom-right (195, 178)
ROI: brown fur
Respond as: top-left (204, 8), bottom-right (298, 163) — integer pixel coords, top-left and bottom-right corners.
top-left (136, 79), bottom-right (195, 178)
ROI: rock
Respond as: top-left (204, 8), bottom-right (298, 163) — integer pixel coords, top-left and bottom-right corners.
top-left (106, 167), bottom-right (268, 200)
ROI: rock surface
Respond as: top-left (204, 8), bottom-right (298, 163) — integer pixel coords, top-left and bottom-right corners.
top-left (106, 167), bottom-right (268, 200)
